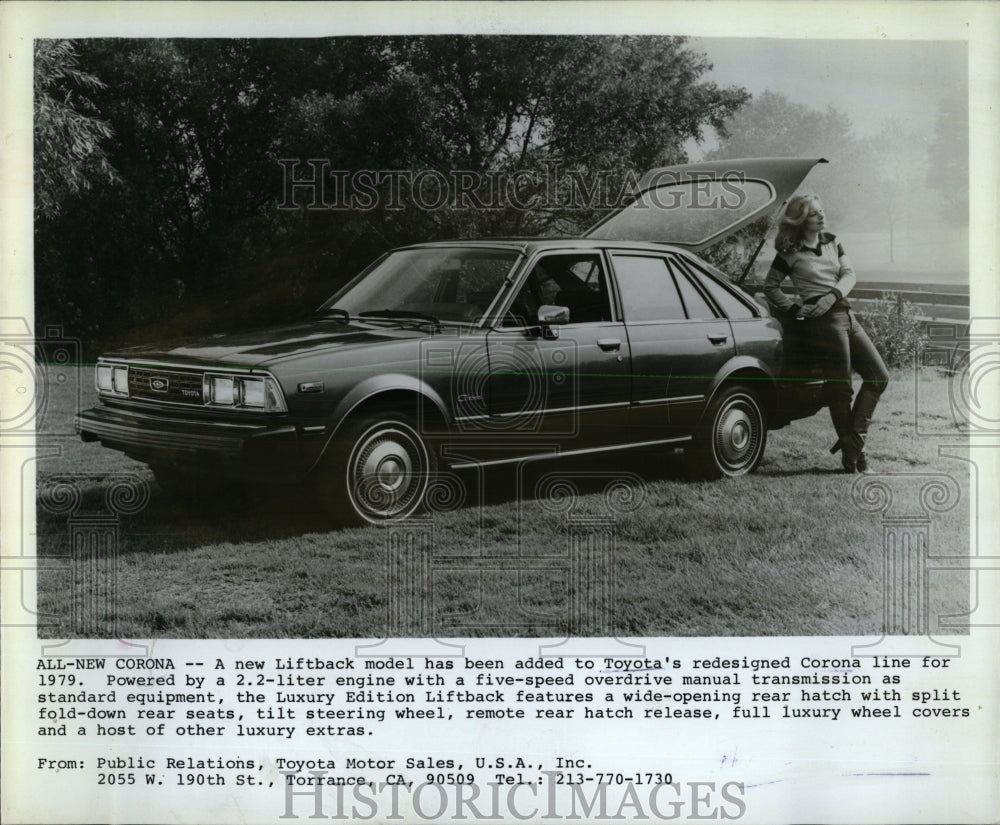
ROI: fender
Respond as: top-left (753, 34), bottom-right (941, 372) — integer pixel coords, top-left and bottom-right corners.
top-left (301, 374), bottom-right (452, 475)
top-left (702, 355), bottom-right (777, 413)
top-left (322, 371), bottom-right (451, 444)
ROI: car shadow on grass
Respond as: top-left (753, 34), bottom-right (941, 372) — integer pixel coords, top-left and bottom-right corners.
top-left (35, 448), bottom-right (697, 557)
top-left (756, 466), bottom-right (852, 477)
top-left (453, 448), bottom-right (691, 510)
top-left (35, 474), bottom-right (339, 558)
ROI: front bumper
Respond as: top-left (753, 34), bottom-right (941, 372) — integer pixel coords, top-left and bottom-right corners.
top-left (75, 405), bottom-right (327, 482)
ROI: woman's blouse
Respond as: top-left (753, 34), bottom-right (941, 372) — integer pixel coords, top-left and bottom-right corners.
top-left (763, 232), bottom-right (857, 312)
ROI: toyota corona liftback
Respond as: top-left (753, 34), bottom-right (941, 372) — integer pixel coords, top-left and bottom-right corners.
top-left (76, 157), bottom-right (828, 524)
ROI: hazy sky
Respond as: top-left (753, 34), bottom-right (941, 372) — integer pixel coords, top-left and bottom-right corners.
top-left (688, 38), bottom-right (967, 157)
top-left (681, 38), bottom-right (969, 274)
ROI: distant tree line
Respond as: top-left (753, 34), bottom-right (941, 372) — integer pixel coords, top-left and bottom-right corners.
top-left (34, 36), bottom-right (749, 353)
top-left (35, 38), bottom-right (960, 354)
top-left (707, 90), bottom-right (967, 270)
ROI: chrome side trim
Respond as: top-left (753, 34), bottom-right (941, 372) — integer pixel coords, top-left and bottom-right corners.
top-left (449, 435), bottom-right (691, 469)
top-left (454, 400), bottom-right (630, 423)
top-left (634, 394), bottom-right (704, 406)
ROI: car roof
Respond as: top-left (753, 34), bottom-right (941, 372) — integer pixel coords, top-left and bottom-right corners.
top-left (397, 238), bottom-right (697, 256)
top-left (396, 157), bottom-right (827, 265)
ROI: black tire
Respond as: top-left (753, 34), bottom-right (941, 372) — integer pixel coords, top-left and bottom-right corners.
top-left (325, 411), bottom-right (437, 524)
top-left (687, 385), bottom-right (767, 479)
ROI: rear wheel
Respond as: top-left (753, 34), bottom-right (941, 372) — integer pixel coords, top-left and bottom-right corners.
top-left (324, 411), bottom-right (437, 524)
top-left (687, 385), bottom-right (767, 479)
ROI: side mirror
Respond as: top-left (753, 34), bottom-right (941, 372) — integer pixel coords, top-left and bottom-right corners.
top-left (537, 305), bottom-right (570, 339)
top-left (538, 305), bottom-right (570, 324)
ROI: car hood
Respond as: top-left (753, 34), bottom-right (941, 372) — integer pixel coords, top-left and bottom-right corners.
top-left (102, 319), bottom-right (432, 369)
top-left (585, 156), bottom-right (827, 251)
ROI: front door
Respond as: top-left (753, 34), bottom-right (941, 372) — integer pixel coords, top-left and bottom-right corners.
top-left (485, 252), bottom-right (632, 452)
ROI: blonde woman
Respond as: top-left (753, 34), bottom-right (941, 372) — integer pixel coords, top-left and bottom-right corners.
top-left (763, 194), bottom-right (889, 473)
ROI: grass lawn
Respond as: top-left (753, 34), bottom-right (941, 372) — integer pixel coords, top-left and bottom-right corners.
top-left (33, 366), bottom-right (970, 639)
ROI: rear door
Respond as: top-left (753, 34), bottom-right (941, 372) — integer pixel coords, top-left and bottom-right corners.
top-left (609, 251), bottom-right (735, 436)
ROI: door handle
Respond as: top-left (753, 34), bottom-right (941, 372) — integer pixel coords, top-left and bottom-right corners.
top-left (707, 333), bottom-right (728, 345)
top-left (597, 338), bottom-right (622, 352)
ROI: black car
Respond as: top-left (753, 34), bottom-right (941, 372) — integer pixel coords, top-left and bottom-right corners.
top-left (76, 157), bottom-right (826, 523)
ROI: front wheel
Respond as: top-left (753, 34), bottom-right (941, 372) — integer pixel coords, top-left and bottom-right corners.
top-left (687, 385), bottom-right (767, 479)
top-left (324, 412), bottom-right (437, 524)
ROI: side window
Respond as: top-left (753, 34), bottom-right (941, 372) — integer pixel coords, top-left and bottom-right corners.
top-left (676, 258), bottom-right (756, 320)
top-left (568, 258), bottom-right (603, 291)
top-left (534, 261), bottom-right (562, 306)
top-left (667, 260), bottom-right (717, 320)
top-left (503, 253), bottom-right (612, 326)
top-left (610, 254), bottom-right (685, 322)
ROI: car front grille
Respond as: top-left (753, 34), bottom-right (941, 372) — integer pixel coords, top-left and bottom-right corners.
top-left (128, 367), bottom-right (205, 406)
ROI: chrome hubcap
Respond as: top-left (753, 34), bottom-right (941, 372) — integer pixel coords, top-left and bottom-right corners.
top-left (365, 444), bottom-right (411, 493)
top-left (714, 398), bottom-right (761, 474)
top-left (349, 424), bottom-right (427, 520)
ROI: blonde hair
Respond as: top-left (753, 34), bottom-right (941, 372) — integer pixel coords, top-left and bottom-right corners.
top-left (775, 194), bottom-right (822, 254)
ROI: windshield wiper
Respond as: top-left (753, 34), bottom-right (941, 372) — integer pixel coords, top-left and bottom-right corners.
top-left (318, 307), bottom-right (351, 323)
top-left (358, 309), bottom-right (440, 326)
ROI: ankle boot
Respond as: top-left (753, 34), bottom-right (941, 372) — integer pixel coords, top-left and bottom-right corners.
top-left (830, 432), bottom-right (865, 473)
top-left (855, 447), bottom-right (868, 473)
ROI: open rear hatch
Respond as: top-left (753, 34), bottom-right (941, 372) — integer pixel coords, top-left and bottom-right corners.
top-left (585, 157), bottom-right (827, 253)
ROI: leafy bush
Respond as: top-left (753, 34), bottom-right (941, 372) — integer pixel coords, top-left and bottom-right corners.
top-left (856, 291), bottom-right (925, 368)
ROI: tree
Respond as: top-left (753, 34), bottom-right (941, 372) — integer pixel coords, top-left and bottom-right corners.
top-left (926, 94), bottom-right (969, 226)
top-left (706, 90), bottom-right (872, 227)
top-left (276, 36), bottom-right (749, 237)
top-left (33, 40), bottom-right (117, 219)
top-left (35, 36), bottom-right (750, 352)
top-left (865, 119), bottom-right (927, 263)
top-left (706, 90), bottom-right (852, 157)
top-left (704, 91), bottom-right (890, 280)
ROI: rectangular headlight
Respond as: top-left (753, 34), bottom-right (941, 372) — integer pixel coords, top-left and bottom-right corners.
top-left (96, 363), bottom-right (128, 397)
top-left (239, 377), bottom-right (266, 408)
top-left (205, 374), bottom-right (236, 405)
top-left (112, 366), bottom-right (129, 394)
top-left (96, 364), bottom-right (113, 391)
top-left (203, 373), bottom-right (286, 412)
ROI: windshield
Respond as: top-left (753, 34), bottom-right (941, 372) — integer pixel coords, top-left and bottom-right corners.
top-left (320, 247), bottom-right (521, 324)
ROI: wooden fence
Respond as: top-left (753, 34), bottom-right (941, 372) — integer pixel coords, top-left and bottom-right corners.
top-left (850, 281), bottom-right (969, 324)
top-left (769, 280), bottom-right (970, 336)
top-left (762, 280), bottom-right (973, 349)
